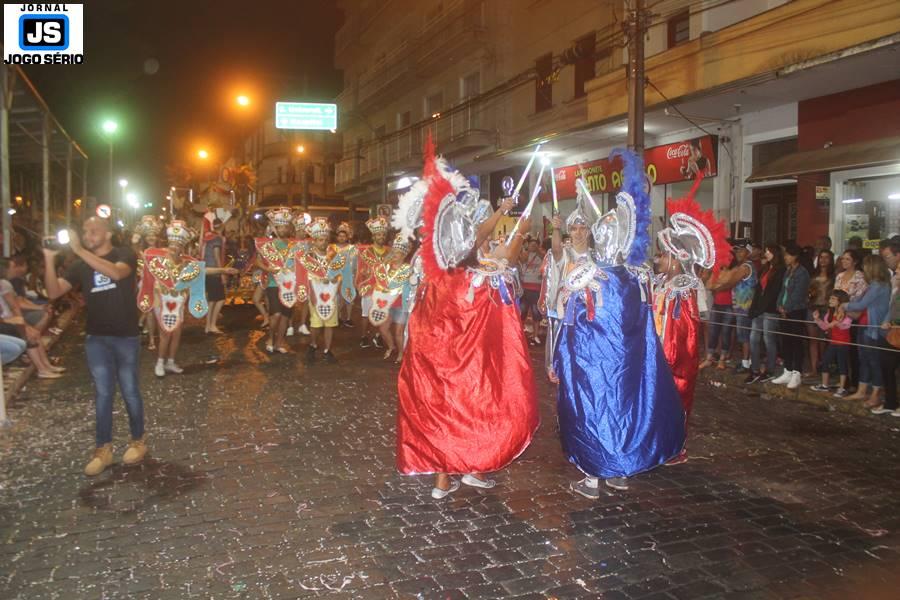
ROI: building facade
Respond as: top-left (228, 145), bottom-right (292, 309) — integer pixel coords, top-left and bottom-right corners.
top-left (334, 0), bottom-right (900, 246)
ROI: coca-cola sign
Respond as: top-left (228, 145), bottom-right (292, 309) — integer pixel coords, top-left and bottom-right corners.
top-left (540, 135), bottom-right (719, 201)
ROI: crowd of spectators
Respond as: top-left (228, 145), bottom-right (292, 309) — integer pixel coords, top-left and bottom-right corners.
top-left (704, 234), bottom-right (900, 416)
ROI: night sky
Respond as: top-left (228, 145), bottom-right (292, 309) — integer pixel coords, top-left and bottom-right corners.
top-left (23, 0), bottom-right (342, 204)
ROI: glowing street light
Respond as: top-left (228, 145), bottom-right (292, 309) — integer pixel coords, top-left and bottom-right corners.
top-left (296, 144), bottom-right (305, 154)
top-left (197, 149), bottom-right (209, 160)
top-left (101, 119), bottom-right (120, 203)
top-left (126, 192), bottom-right (139, 208)
top-left (118, 178), bottom-right (128, 189)
top-left (236, 95), bottom-right (250, 107)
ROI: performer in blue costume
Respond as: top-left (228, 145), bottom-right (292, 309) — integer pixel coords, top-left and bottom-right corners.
top-left (545, 150), bottom-right (685, 498)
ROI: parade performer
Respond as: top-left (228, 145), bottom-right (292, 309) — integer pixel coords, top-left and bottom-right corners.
top-left (133, 216), bottom-right (161, 350)
top-left (297, 217), bottom-right (355, 364)
top-left (255, 208), bottom-right (299, 353)
top-left (356, 216), bottom-right (392, 349)
top-left (394, 140), bottom-right (539, 500)
top-left (368, 233), bottom-right (413, 362)
top-left (654, 178), bottom-right (730, 463)
top-left (137, 220), bottom-right (236, 377)
top-left (331, 221), bottom-right (358, 327)
top-left (546, 149), bottom-right (685, 498)
top-left (291, 212), bottom-right (314, 337)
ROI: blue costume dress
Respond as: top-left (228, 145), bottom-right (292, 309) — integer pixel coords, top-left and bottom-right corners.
top-left (552, 259), bottom-right (685, 478)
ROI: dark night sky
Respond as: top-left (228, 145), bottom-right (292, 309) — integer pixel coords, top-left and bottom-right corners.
top-left (23, 0), bottom-right (342, 204)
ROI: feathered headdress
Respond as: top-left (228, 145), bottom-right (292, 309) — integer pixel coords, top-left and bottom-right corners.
top-left (610, 148), bottom-right (652, 266)
top-left (165, 220), bottom-right (195, 246)
top-left (267, 207), bottom-right (294, 228)
top-left (415, 134), bottom-right (490, 280)
top-left (135, 215), bottom-right (162, 238)
top-left (307, 217), bottom-right (332, 240)
top-left (658, 175), bottom-right (731, 275)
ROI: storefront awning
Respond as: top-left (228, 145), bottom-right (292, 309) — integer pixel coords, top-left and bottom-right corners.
top-left (746, 136), bottom-right (900, 182)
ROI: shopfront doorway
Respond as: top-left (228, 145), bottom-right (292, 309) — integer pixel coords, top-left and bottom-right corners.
top-left (752, 184), bottom-right (797, 246)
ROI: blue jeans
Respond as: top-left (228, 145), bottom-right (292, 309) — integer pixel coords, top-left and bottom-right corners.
top-left (85, 335), bottom-right (144, 446)
top-left (0, 334), bottom-right (27, 365)
top-left (750, 313), bottom-right (779, 373)
top-left (858, 342), bottom-right (884, 388)
top-left (706, 304), bottom-right (734, 356)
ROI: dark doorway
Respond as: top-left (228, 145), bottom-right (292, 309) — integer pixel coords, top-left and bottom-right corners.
top-left (753, 185), bottom-right (797, 245)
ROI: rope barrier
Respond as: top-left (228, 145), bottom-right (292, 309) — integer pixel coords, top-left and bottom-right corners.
top-left (706, 307), bottom-right (894, 330)
top-left (698, 311), bottom-right (900, 353)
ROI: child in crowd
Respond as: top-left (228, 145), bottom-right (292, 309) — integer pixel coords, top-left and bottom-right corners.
top-left (811, 290), bottom-right (852, 397)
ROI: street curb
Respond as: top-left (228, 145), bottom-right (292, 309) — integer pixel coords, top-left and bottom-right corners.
top-left (699, 367), bottom-right (873, 418)
top-left (3, 305), bottom-right (80, 405)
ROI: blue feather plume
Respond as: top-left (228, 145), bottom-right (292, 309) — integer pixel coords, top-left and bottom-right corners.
top-left (611, 148), bottom-right (651, 266)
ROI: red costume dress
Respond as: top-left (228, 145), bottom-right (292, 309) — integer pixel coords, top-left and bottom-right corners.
top-left (654, 179), bottom-right (730, 429)
top-left (395, 145), bottom-right (539, 475)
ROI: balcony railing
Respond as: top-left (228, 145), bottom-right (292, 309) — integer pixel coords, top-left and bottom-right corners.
top-left (335, 103), bottom-right (495, 192)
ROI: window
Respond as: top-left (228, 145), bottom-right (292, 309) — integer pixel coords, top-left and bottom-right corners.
top-left (535, 53), bottom-right (553, 113)
top-left (573, 34), bottom-right (595, 99)
top-left (461, 72), bottom-right (480, 100)
top-left (425, 91), bottom-right (444, 119)
top-left (667, 11), bottom-right (690, 48)
top-left (752, 137), bottom-right (798, 172)
top-left (397, 110), bottom-right (411, 129)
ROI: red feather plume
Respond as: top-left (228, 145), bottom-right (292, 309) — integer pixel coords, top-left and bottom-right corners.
top-left (418, 133), bottom-right (454, 280)
top-left (666, 175), bottom-right (731, 273)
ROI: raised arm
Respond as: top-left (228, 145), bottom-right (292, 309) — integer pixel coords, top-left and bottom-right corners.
top-left (68, 230), bottom-right (131, 282)
top-left (475, 198), bottom-right (514, 250)
top-left (42, 248), bottom-right (72, 300)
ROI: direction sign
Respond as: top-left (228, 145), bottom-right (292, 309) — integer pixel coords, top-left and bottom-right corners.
top-left (275, 102), bottom-right (338, 131)
top-left (96, 204), bottom-right (111, 218)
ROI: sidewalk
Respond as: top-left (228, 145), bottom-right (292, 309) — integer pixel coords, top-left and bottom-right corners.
top-left (2, 305), bottom-right (80, 406)
top-left (699, 365), bottom-right (876, 418)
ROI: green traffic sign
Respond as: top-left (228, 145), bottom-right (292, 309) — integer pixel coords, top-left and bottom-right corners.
top-left (275, 102), bottom-right (338, 131)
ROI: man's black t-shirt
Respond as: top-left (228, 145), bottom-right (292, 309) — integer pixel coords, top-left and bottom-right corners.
top-left (63, 247), bottom-right (140, 337)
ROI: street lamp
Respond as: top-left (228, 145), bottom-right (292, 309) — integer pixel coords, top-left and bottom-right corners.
top-left (236, 95), bottom-right (250, 107)
top-left (101, 119), bottom-right (119, 203)
top-left (126, 192), bottom-right (139, 225)
top-left (197, 149), bottom-right (209, 160)
top-left (296, 144), bottom-right (305, 154)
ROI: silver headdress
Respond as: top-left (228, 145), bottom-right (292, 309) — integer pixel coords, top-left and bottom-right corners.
top-left (566, 178), bottom-right (597, 229)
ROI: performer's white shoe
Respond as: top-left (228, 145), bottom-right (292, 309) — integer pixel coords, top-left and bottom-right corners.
top-left (461, 474), bottom-right (496, 489)
top-left (298, 324), bottom-right (311, 335)
top-left (431, 480), bottom-right (460, 499)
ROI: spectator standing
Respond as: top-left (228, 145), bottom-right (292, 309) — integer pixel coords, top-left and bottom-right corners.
top-left (845, 255), bottom-right (891, 407)
top-left (746, 245), bottom-right (785, 384)
top-left (836, 249), bottom-right (868, 390)
top-left (873, 240), bottom-right (899, 416)
top-left (771, 245), bottom-right (811, 389)
top-left (811, 290), bottom-right (852, 396)
top-left (203, 218), bottom-right (227, 334)
top-left (702, 263), bottom-right (736, 370)
top-left (709, 241), bottom-right (757, 373)
top-left (518, 236), bottom-right (544, 346)
top-left (806, 250), bottom-right (835, 377)
top-left (43, 217), bottom-right (146, 477)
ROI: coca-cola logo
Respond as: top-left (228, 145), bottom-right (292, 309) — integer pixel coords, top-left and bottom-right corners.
top-left (666, 144), bottom-right (691, 160)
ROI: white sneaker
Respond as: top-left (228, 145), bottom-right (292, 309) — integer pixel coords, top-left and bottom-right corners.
top-left (154, 362), bottom-right (165, 377)
top-left (298, 324), bottom-right (310, 335)
top-left (286, 327), bottom-right (295, 337)
top-left (165, 362), bottom-right (184, 374)
top-left (461, 474), bottom-right (496, 489)
top-left (786, 371), bottom-right (802, 389)
top-left (771, 370), bottom-right (792, 385)
top-left (431, 480), bottom-right (461, 499)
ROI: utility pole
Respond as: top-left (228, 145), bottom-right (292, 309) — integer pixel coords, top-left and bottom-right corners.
top-left (626, 0), bottom-right (646, 154)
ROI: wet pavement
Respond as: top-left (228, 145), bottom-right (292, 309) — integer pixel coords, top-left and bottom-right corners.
top-left (1, 306), bottom-right (899, 599)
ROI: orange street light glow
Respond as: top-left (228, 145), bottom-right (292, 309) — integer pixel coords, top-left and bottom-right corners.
top-left (198, 149), bottom-right (209, 160)
top-left (296, 144), bottom-right (305, 154)
top-left (236, 95), bottom-right (250, 107)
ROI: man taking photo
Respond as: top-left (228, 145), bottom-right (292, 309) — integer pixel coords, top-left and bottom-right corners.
top-left (43, 217), bottom-right (147, 476)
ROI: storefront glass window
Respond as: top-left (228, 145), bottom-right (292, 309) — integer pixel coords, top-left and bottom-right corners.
top-left (841, 174), bottom-right (900, 250)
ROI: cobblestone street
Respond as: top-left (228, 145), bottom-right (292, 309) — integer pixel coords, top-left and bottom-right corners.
top-left (1, 307), bottom-right (899, 599)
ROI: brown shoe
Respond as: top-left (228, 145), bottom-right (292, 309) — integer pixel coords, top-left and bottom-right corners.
top-left (84, 444), bottom-right (113, 476)
top-left (122, 436), bottom-right (148, 466)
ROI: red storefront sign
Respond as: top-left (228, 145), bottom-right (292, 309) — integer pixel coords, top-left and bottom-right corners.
top-left (542, 135), bottom-right (718, 201)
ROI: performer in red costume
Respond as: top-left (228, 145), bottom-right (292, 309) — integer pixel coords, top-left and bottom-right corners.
top-left (653, 177), bottom-right (730, 463)
top-left (394, 140), bottom-right (540, 499)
